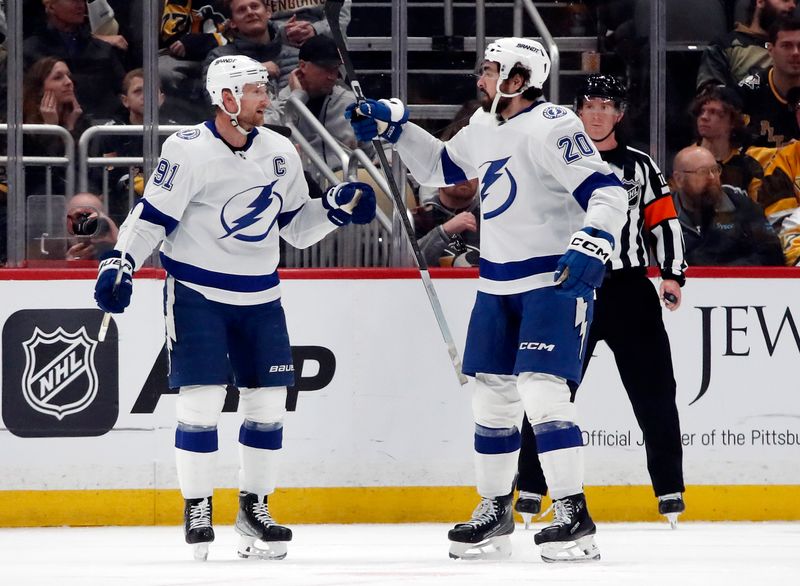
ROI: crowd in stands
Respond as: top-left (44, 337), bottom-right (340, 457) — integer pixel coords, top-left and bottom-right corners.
top-left (3, 0), bottom-right (800, 269)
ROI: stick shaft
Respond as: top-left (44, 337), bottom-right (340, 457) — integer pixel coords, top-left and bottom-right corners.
top-left (325, 1), bottom-right (467, 385)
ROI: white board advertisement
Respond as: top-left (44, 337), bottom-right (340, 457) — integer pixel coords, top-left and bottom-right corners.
top-left (0, 273), bottom-right (798, 492)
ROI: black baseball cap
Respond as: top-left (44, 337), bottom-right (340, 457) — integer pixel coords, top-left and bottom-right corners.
top-left (299, 35), bottom-right (342, 68)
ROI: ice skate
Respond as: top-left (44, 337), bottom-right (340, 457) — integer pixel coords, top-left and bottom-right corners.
top-left (514, 491), bottom-right (543, 530)
top-left (184, 496), bottom-right (214, 561)
top-left (658, 493), bottom-right (685, 529)
top-left (534, 493), bottom-right (600, 562)
top-left (448, 493), bottom-right (514, 560)
top-left (235, 491), bottom-right (292, 560)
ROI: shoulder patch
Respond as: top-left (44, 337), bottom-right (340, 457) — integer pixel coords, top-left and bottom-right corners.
top-left (542, 106), bottom-right (568, 119)
top-left (177, 128), bottom-right (201, 140)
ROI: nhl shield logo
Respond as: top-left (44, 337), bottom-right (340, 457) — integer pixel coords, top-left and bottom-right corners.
top-left (622, 178), bottom-right (642, 210)
top-left (22, 326), bottom-right (99, 421)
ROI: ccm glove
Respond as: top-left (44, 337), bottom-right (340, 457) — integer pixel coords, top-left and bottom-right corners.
top-left (554, 227), bottom-right (614, 299)
top-left (94, 250), bottom-right (135, 313)
top-left (345, 98), bottom-right (409, 143)
top-left (323, 181), bottom-right (377, 226)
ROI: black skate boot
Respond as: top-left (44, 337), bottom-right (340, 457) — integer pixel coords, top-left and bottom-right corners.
top-left (658, 493), bottom-right (685, 529)
top-left (514, 491), bottom-right (543, 530)
top-left (235, 491), bottom-right (292, 560)
top-left (448, 493), bottom-right (514, 560)
top-left (184, 496), bottom-right (214, 561)
top-left (534, 493), bottom-right (600, 562)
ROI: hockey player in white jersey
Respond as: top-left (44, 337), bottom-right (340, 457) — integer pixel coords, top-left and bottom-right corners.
top-left (347, 38), bottom-right (627, 562)
top-left (94, 55), bottom-right (376, 561)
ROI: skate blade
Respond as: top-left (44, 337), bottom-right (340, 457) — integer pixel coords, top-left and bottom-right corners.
top-left (520, 512), bottom-right (533, 530)
top-left (540, 535), bottom-right (601, 563)
top-left (237, 535), bottom-right (288, 560)
top-left (665, 513), bottom-right (680, 529)
top-left (192, 542), bottom-right (209, 562)
top-left (449, 534), bottom-right (512, 560)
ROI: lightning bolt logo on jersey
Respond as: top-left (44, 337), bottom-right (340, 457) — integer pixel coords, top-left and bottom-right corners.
top-left (480, 157), bottom-right (517, 220)
top-left (116, 121), bottom-right (340, 306)
top-left (220, 181), bottom-right (283, 243)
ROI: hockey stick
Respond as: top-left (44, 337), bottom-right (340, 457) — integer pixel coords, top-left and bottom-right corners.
top-left (98, 203), bottom-right (142, 342)
top-left (324, 0), bottom-right (468, 386)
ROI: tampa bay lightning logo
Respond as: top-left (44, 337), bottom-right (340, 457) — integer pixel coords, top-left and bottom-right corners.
top-left (219, 180), bottom-right (283, 242)
top-left (177, 128), bottom-right (200, 140)
top-left (543, 106), bottom-right (567, 119)
top-left (479, 157), bottom-right (517, 220)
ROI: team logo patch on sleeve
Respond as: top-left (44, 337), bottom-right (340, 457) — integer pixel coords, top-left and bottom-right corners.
top-left (177, 128), bottom-right (201, 140)
top-left (543, 106), bottom-right (568, 119)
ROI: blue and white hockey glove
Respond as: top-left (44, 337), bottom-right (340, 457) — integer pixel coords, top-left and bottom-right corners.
top-left (323, 182), bottom-right (377, 226)
top-left (345, 98), bottom-right (409, 143)
top-left (554, 227), bottom-right (614, 299)
top-left (94, 250), bottom-right (135, 313)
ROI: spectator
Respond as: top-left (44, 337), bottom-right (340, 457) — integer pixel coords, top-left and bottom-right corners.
top-left (275, 34), bottom-right (366, 171)
top-left (753, 86), bottom-right (800, 230)
top-left (268, 0), bottom-right (351, 48)
top-left (697, 0), bottom-right (796, 90)
top-left (412, 178), bottom-right (480, 267)
top-left (690, 85), bottom-right (764, 195)
top-left (98, 68), bottom-right (179, 225)
top-left (23, 57), bottom-right (92, 196)
top-left (672, 145), bottom-right (784, 265)
top-left (736, 17), bottom-right (800, 148)
top-left (775, 201), bottom-right (800, 263)
top-left (267, 0), bottom-right (352, 74)
top-left (65, 191), bottom-right (119, 260)
top-left (159, 0), bottom-right (228, 122)
top-left (23, 0), bottom-right (127, 120)
top-left (204, 0), bottom-right (294, 90)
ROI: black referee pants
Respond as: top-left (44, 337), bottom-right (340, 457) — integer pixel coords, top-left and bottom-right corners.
top-left (517, 269), bottom-right (685, 498)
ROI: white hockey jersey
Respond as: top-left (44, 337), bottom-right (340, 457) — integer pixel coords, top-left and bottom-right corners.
top-left (396, 100), bottom-right (628, 295)
top-left (116, 121), bottom-right (337, 305)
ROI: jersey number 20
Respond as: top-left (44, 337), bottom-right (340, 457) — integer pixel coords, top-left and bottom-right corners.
top-left (557, 132), bottom-right (595, 164)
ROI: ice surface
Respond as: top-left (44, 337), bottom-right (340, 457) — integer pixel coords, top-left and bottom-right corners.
top-left (0, 522), bottom-right (798, 586)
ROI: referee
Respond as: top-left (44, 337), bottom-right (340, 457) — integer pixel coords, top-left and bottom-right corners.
top-left (516, 75), bottom-right (688, 528)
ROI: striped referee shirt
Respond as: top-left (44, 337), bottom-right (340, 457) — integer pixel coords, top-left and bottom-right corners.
top-left (599, 144), bottom-right (687, 284)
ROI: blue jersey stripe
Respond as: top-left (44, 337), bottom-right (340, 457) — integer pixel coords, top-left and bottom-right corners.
top-left (160, 253), bottom-right (280, 293)
top-left (479, 255), bottom-right (561, 281)
top-left (139, 199), bottom-right (179, 236)
top-left (441, 147), bottom-right (468, 184)
top-left (278, 206), bottom-right (302, 229)
top-left (572, 171), bottom-right (623, 211)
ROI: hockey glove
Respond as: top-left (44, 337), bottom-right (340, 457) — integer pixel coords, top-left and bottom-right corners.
top-left (345, 98), bottom-right (409, 143)
top-left (554, 227), bottom-right (614, 299)
top-left (94, 250), bottom-right (135, 313)
top-left (323, 182), bottom-right (377, 226)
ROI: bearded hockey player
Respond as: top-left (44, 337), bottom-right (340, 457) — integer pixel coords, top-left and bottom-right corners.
top-left (94, 55), bottom-right (376, 561)
top-left (347, 38), bottom-right (627, 562)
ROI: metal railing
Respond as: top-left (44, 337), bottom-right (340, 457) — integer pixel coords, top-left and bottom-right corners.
top-left (514, 0), bottom-right (561, 105)
top-left (0, 124), bottom-right (76, 197)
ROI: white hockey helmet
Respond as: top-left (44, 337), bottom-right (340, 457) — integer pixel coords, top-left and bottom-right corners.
top-left (484, 37), bottom-right (551, 97)
top-left (206, 55), bottom-right (270, 107)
